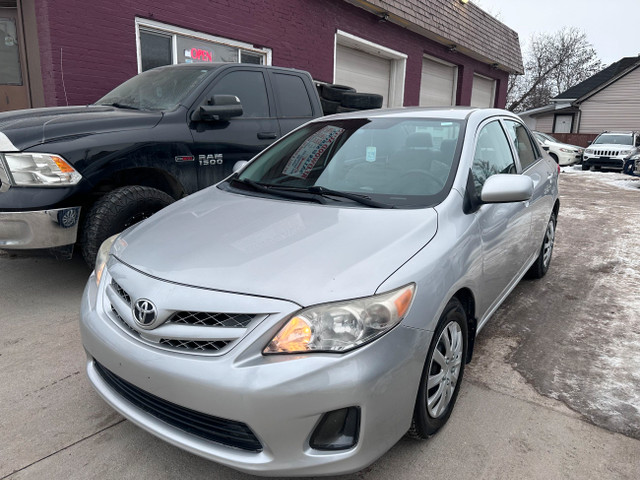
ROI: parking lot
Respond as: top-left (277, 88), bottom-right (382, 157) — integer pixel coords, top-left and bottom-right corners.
top-left (1, 170), bottom-right (639, 480)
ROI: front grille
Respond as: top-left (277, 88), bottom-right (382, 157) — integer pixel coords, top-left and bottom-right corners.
top-left (592, 149), bottom-right (621, 157)
top-left (169, 311), bottom-right (255, 328)
top-left (94, 361), bottom-right (263, 452)
top-left (159, 339), bottom-right (231, 351)
top-left (112, 280), bottom-right (131, 305)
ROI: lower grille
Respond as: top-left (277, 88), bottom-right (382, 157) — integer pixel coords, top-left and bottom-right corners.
top-left (159, 338), bottom-right (231, 351)
top-left (94, 361), bottom-right (263, 452)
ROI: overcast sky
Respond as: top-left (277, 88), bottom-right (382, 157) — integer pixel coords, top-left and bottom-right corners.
top-left (474, 0), bottom-right (640, 66)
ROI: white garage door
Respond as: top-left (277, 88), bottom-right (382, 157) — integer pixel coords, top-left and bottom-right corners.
top-left (335, 44), bottom-right (391, 107)
top-left (420, 57), bottom-right (457, 106)
top-left (470, 74), bottom-right (495, 108)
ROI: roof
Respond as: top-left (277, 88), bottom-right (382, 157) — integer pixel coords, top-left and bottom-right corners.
top-left (554, 56), bottom-right (640, 101)
top-left (343, 0), bottom-right (523, 74)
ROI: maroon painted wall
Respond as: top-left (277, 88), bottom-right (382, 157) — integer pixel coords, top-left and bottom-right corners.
top-left (33, 0), bottom-right (508, 108)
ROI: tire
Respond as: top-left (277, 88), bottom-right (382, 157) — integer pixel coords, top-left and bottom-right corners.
top-left (336, 105), bottom-right (357, 113)
top-left (321, 84), bottom-right (356, 102)
top-left (581, 163), bottom-right (590, 171)
top-left (340, 92), bottom-right (384, 110)
top-left (320, 97), bottom-right (340, 115)
top-left (525, 212), bottom-right (556, 279)
top-left (81, 185), bottom-right (174, 266)
top-left (408, 298), bottom-right (468, 439)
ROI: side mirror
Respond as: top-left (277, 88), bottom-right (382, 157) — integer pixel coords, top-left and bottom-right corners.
top-left (232, 160), bottom-right (248, 173)
top-left (192, 94), bottom-right (243, 122)
top-left (481, 174), bottom-right (533, 204)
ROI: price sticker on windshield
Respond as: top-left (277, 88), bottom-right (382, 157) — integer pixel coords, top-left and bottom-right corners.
top-left (283, 126), bottom-right (345, 179)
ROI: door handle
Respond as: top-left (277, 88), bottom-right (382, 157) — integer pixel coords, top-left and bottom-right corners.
top-left (257, 132), bottom-right (277, 140)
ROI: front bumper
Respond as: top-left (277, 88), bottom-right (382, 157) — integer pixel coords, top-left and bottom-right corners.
top-left (582, 156), bottom-right (625, 170)
top-left (0, 207), bottom-right (80, 249)
top-left (556, 151), bottom-right (582, 166)
top-left (80, 261), bottom-right (431, 476)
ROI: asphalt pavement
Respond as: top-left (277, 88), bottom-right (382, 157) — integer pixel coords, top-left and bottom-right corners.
top-left (1, 170), bottom-right (639, 479)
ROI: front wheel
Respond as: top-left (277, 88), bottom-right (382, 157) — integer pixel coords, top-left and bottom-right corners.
top-left (81, 185), bottom-right (174, 266)
top-left (408, 298), bottom-right (468, 439)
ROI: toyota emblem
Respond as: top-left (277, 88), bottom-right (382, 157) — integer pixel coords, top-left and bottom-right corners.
top-left (133, 298), bottom-right (159, 329)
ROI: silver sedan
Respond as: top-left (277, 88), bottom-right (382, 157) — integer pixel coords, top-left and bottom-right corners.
top-left (80, 107), bottom-right (559, 476)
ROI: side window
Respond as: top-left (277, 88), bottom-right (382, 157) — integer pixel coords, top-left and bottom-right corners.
top-left (210, 71), bottom-right (269, 118)
top-left (472, 121), bottom-right (517, 195)
top-left (504, 120), bottom-right (538, 170)
top-left (272, 73), bottom-right (313, 117)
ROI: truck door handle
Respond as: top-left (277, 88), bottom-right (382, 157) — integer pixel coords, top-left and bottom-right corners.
top-left (257, 132), bottom-right (277, 140)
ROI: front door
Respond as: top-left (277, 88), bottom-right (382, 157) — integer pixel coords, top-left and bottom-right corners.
top-left (0, 8), bottom-right (29, 111)
top-left (471, 119), bottom-right (532, 322)
top-left (188, 68), bottom-right (280, 189)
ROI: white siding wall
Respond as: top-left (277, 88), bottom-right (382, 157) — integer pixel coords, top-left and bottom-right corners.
top-left (534, 114), bottom-right (554, 133)
top-left (578, 67), bottom-right (640, 133)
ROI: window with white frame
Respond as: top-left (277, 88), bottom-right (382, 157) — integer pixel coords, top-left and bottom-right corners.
top-left (135, 18), bottom-right (272, 72)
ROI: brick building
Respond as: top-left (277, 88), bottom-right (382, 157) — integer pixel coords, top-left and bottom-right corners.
top-left (2, 0), bottom-right (523, 111)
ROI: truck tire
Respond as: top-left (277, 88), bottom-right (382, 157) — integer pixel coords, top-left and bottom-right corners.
top-left (336, 105), bottom-right (358, 113)
top-left (321, 84), bottom-right (356, 102)
top-left (321, 97), bottom-right (340, 115)
top-left (340, 92), bottom-right (384, 109)
top-left (81, 185), bottom-right (174, 267)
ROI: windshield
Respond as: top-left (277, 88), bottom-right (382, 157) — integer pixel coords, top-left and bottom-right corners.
top-left (234, 117), bottom-right (463, 208)
top-left (537, 132), bottom-right (558, 143)
top-left (593, 134), bottom-right (633, 145)
top-left (95, 67), bottom-right (214, 111)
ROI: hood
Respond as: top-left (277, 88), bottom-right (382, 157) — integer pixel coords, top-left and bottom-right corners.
top-left (0, 105), bottom-right (163, 151)
top-left (589, 143), bottom-right (635, 151)
top-left (114, 187), bottom-right (438, 307)
top-left (547, 141), bottom-right (582, 151)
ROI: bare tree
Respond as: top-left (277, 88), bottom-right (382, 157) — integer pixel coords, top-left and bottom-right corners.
top-left (507, 28), bottom-right (602, 112)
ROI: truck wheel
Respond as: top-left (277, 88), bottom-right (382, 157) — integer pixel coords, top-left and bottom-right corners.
top-left (340, 92), bottom-right (383, 109)
top-left (81, 185), bottom-right (174, 267)
top-left (321, 84), bottom-right (356, 102)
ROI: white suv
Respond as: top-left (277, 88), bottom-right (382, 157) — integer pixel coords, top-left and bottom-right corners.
top-left (582, 131), bottom-right (640, 171)
top-left (533, 132), bottom-right (584, 166)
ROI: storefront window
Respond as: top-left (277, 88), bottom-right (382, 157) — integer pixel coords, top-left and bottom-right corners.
top-left (0, 17), bottom-right (22, 85)
top-left (137, 19), bottom-right (269, 72)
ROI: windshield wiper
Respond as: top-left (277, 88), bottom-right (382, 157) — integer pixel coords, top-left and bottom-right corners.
top-left (230, 178), bottom-right (326, 204)
top-left (102, 102), bottom-right (140, 110)
top-left (303, 185), bottom-right (395, 209)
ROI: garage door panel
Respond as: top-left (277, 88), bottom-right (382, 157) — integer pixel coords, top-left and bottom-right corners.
top-left (420, 58), bottom-right (456, 106)
top-left (335, 45), bottom-right (390, 107)
top-left (471, 74), bottom-right (495, 108)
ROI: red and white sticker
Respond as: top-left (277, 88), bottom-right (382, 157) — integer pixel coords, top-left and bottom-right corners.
top-left (282, 126), bottom-right (345, 179)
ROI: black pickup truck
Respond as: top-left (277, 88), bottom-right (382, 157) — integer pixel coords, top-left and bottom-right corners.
top-left (0, 63), bottom-right (325, 265)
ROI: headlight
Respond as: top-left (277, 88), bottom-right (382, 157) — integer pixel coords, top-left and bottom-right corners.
top-left (95, 234), bottom-right (119, 286)
top-left (264, 284), bottom-right (415, 354)
top-left (559, 148), bottom-right (572, 153)
top-left (585, 149), bottom-right (594, 154)
top-left (3, 152), bottom-right (82, 186)
top-left (619, 150), bottom-right (631, 156)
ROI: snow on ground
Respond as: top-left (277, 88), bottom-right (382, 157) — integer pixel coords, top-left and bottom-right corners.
top-left (560, 165), bottom-right (640, 191)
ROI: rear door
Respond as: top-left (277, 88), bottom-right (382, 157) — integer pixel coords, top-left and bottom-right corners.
top-left (189, 67), bottom-right (281, 189)
top-left (269, 71), bottom-right (319, 136)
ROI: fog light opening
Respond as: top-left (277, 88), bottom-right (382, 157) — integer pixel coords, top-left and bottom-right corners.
top-left (309, 406), bottom-right (360, 451)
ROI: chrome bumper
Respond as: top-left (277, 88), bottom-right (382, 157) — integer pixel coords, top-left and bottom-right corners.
top-left (0, 207), bottom-right (81, 249)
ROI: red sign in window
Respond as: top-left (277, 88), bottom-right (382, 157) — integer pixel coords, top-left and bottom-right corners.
top-left (190, 48), bottom-right (213, 62)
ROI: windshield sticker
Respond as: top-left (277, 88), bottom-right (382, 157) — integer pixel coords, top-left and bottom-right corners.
top-left (283, 126), bottom-right (345, 179)
top-left (366, 146), bottom-right (377, 162)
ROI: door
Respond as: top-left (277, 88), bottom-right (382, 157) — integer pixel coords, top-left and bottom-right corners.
top-left (188, 68), bottom-right (280, 189)
top-left (554, 114), bottom-right (573, 133)
top-left (503, 119), bottom-right (555, 257)
top-left (0, 8), bottom-right (29, 111)
top-left (335, 44), bottom-right (391, 107)
top-left (419, 57), bottom-right (457, 106)
top-left (471, 120), bottom-right (532, 320)
top-left (470, 74), bottom-right (496, 108)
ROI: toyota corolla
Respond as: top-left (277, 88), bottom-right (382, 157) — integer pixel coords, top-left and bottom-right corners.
top-left (80, 107), bottom-right (559, 476)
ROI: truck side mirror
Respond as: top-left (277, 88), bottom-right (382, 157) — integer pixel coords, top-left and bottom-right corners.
top-left (192, 95), bottom-right (243, 122)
